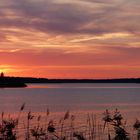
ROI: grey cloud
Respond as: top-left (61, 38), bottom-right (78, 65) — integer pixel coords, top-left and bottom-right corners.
top-left (0, 0), bottom-right (140, 35)
top-left (0, 0), bottom-right (93, 34)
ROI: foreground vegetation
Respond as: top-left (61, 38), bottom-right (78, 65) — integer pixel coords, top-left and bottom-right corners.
top-left (0, 104), bottom-right (140, 140)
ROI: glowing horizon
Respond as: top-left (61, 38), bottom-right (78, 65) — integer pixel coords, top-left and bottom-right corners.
top-left (0, 0), bottom-right (140, 79)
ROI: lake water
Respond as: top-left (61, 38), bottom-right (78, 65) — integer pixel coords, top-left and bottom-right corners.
top-left (0, 83), bottom-right (140, 120)
top-left (0, 84), bottom-right (140, 140)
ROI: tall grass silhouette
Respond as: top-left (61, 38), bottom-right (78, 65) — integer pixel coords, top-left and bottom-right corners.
top-left (0, 104), bottom-right (139, 140)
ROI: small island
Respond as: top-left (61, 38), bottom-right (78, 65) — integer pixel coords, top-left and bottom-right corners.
top-left (0, 72), bottom-right (27, 88)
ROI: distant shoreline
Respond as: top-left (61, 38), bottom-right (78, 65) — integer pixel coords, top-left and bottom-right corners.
top-left (0, 77), bottom-right (140, 84)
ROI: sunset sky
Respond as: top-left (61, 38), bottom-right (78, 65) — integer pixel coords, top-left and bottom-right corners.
top-left (0, 0), bottom-right (140, 79)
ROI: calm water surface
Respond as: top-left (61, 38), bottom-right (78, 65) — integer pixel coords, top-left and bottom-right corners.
top-left (0, 83), bottom-right (140, 120)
